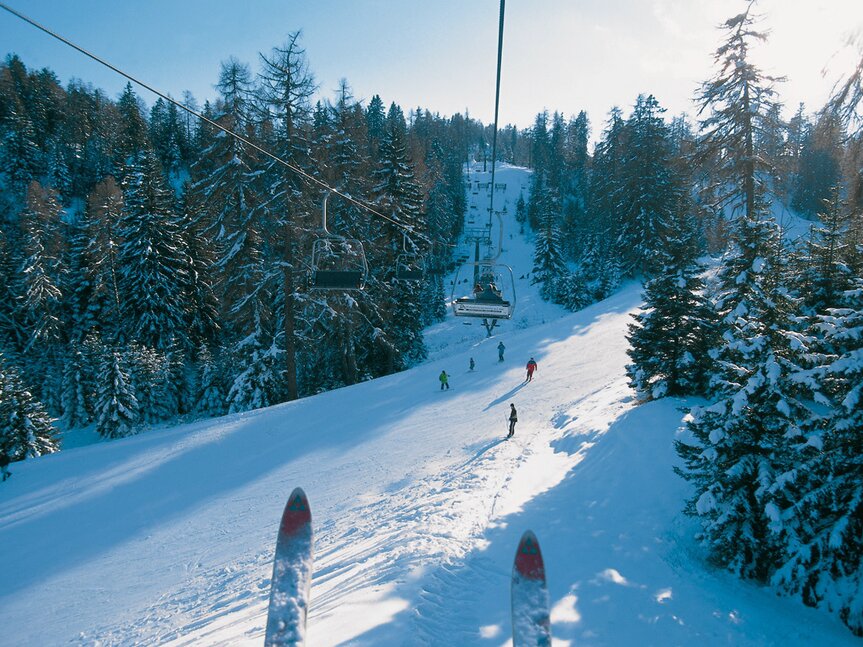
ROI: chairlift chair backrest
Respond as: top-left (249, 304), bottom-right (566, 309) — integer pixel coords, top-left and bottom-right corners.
top-left (451, 260), bottom-right (516, 320)
top-left (309, 191), bottom-right (369, 291)
top-left (395, 254), bottom-right (425, 282)
top-left (310, 237), bottom-right (368, 290)
top-left (394, 232), bottom-right (425, 282)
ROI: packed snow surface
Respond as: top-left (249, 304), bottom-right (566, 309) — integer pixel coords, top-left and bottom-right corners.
top-left (0, 166), bottom-right (855, 645)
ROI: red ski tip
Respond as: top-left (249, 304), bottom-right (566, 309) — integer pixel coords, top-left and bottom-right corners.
top-left (514, 530), bottom-right (545, 581)
top-left (279, 487), bottom-right (312, 538)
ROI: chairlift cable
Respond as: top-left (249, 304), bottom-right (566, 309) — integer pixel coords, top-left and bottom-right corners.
top-left (0, 1), bottom-right (433, 245)
top-left (449, 0), bottom-right (515, 324)
top-left (487, 0), bottom-right (505, 258)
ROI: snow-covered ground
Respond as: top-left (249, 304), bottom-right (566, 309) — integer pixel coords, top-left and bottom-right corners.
top-left (0, 165), bottom-right (855, 646)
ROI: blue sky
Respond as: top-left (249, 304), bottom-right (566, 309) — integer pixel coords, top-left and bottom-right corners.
top-left (1, 0), bottom-right (861, 133)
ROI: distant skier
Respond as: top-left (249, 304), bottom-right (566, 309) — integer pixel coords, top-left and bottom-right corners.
top-left (526, 357), bottom-right (538, 382)
top-left (439, 370), bottom-right (450, 390)
top-left (507, 403), bottom-right (518, 438)
top-left (498, 341), bottom-right (506, 362)
top-left (0, 449), bottom-right (10, 482)
top-left (469, 357), bottom-right (475, 371)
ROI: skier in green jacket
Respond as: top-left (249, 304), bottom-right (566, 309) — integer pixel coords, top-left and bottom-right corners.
top-left (439, 370), bottom-right (450, 390)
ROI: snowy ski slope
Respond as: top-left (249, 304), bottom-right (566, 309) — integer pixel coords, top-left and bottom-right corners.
top-left (0, 166), bottom-right (855, 646)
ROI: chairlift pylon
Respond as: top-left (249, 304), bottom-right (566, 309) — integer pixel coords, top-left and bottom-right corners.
top-left (309, 191), bottom-right (369, 291)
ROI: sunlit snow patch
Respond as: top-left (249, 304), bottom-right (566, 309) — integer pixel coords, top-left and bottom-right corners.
top-left (655, 588), bottom-right (673, 603)
top-left (550, 593), bottom-right (582, 623)
top-left (598, 568), bottom-right (629, 586)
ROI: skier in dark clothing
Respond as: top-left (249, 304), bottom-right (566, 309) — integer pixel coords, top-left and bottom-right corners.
top-left (469, 357), bottom-right (475, 371)
top-left (498, 341), bottom-right (506, 362)
top-left (526, 357), bottom-right (538, 382)
top-left (507, 404), bottom-right (517, 437)
top-left (439, 370), bottom-right (450, 390)
top-left (0, 449), bottom-right (10, 482)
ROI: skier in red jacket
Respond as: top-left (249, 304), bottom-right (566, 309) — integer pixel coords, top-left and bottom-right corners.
top-left (525, 357), bottom-right (538, 382)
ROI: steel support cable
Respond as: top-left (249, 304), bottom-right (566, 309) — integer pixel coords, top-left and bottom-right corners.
top-left (0, 1), bottom-right (437, 245)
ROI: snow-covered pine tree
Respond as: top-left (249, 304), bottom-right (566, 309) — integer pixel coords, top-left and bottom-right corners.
top-left (17, 180), bottom-right (66, 413)
top-left (177, 186), bottom-right (219, 354)
top-left (531, 191), bottom-right (568, 302)
top-left (695, 1), bottom-right (782, 222)
top-left (226, 303), bottom-right (283, 413)
top-left (64, 80), bottom-right (117, 194)
top-left (60, 341), bottom-right (91, 429)
top-left (547, 112), bottom-right (567, 200)
top-left (46, 136), bottom-right (72, 201)
top-left (676, 215), bottom-right (810, 582)
top-left (18, 181), bottom-right (64, 346)
top-left (780, 103), bottom-right (809, 200)
top-left (791, 112), bottom-right (844, 219)
top-left (191, 59), bottom-right (263, 347)
top-left (772, 277), bottom-right (863, 635)
top-left (117, 147), bottom-right (188, 352)
top-left (63, 207), bottom-right (95, 346)
top-left (419, 136), bottom-right (464, 324)
top-left (421, 180), bottom-right (452, 324)
top-left (515, 192), bottom-right (527, 234)
top-left (0, 93), bottom-right (41, 198)
top-left (756, 103), bottom-right (787, 192)
top-left (149, 98), bottom-right (187, 183)
top-left (561, 111), bottom-right (590, 256)
top-left (83, 177), bottom-right (124, 343)
top-left (555, 271), bottom-right (591, 312)
top-left (311, 100), bottom-right (333, 177)
top-left (627, 215), bottom-right (716, 399)
top-left (195, 344), bottom-right (228, 417)
top-left (527, 111), bottom-right (550, 231)
top-left (93, 345), bottom-right (138, 439)
top-left (114, 83), bottom-right (150, 176)
top-left (771, 43), bottom-right (863, 635)
top-left (587, 107), bottom-right (626, 246)
top-left (795, 190), bottom-right (854, 315)
top-left (258, 35), bottom-right (317, 402)
top-left (368, 103), bottom-right (428, 373)
top-left (365, 94), bottom-right (386, 158)
top-left (616, 94), bottom-right (684, 276)
top-left (130, 343), bottom-right (178, 425)
top-left (0, 351), bottom-right (59, 461)
top-left (0, 229), bottom-right (19, 351)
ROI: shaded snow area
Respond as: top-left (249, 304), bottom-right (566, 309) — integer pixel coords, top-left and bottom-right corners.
top-left (0, 166), bottom-right (856, 645)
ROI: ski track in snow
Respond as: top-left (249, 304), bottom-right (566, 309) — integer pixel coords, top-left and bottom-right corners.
top-left (1, 165), bottom-right (859, 646)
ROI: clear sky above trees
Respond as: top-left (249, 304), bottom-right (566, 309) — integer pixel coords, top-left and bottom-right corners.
top-left (1, 0), bottom-right (861, 129)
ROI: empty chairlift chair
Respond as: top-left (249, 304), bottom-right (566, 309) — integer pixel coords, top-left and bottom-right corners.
top-left (309, 191), bottom-right (369, 291)
top-left (394, 234), bottom-right (425, 282)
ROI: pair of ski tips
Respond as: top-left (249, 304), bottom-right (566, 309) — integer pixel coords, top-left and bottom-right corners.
top-left (263, 489), bottom-right (551, 646)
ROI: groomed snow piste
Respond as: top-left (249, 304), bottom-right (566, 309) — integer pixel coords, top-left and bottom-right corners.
top-left (0, 166), bottom-right (855, 646)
